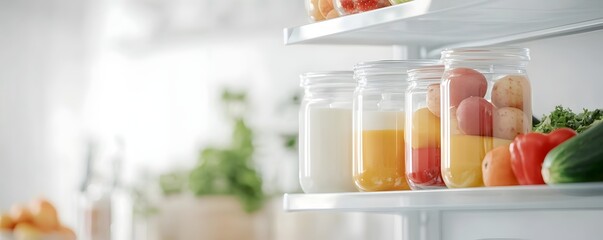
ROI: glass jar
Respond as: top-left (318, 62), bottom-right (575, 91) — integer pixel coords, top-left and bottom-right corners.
top-left (299, 71), bottom-right (357, 193)
top-left (305, 0), bottom-right (340, 22)
top-left (334, 0), bottom-right (391, 16)
top-left (440, 47), bottom-right (532, 188)
top-left (353, 60), bottom-right (439, 192)
top-left (405, 65), bottom-right (446, 190)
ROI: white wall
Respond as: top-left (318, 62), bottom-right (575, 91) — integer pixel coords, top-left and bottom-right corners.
top-left (0, 0), bottom-right (91, 226)
top-left (0, 0), bottom-right (393, 235)
top-left (523, 30), bottom-right (603, 116)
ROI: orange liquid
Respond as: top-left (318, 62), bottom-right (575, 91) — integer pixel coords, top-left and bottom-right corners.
top-left (355, 129), bottom-right (410, 191)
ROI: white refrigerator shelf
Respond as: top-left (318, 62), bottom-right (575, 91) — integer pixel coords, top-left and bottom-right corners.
top-left (284, 0), bottom-right (603, 55)
top-left (284, 182), bottom-right (603, 212)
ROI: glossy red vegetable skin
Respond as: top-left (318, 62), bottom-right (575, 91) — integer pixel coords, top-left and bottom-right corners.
top-left (408, 147), bottom-right (445, 186)
top-left (509, 128), bottom-right (577, 185)
top-left (548, 128), bottom-right (579, 147)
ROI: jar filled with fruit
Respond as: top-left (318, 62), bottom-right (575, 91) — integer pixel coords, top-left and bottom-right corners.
top-left (353, 60), bottom-right (439, 192)
top-left (305, 0), bottom-right (340, 22)
top-left (440, 47), bottom-right (532, 188)
top-left (405, 65), bottom-right (447, 190)
top-left (334, 0), bottom-right (391, 16)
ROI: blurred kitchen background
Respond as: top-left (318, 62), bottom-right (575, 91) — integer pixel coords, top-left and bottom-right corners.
top-left (1, 0), bottom-right (602, 239)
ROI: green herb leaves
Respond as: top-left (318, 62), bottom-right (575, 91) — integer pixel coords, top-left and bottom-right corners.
top-left (160, 89), bottom-right (265, 213)
top-left (533, 106), bottom-right (603, 134)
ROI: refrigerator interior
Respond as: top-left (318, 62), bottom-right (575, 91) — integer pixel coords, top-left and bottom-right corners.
top-left (280, 0), bottom-right (603, 239)
top-left (0, 0), bottom-right (602, 239)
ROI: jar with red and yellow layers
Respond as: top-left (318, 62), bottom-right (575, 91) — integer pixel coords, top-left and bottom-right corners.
top-left (405, 65), bottom-right (447, 190)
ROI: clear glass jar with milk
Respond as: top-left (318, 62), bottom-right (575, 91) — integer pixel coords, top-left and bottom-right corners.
top-left (299, 71), bottom-right (357, 193)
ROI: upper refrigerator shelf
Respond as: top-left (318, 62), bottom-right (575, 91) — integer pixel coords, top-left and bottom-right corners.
top-left (284, 0), bottom-right (603, 54)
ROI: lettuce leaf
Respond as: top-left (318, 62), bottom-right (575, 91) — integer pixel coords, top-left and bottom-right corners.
top-left (533, 106), bottom-right (603, 134)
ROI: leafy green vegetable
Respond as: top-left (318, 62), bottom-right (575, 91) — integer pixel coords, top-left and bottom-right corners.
top-left (532, 116), bottom-right (540, 127)
top-left (533, 106), bottom-right (603, 134)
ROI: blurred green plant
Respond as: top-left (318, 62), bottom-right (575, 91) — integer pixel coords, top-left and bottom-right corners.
top-left (158, 170), bottom-right (188, 196)
top-left (279, 91), bottom-right (301, 152)
top-left (132, 170), bottom-right (161, 218)
top-left (132, 188), bottom-right (160, 218)
top-left (159, 89), bottom-right (264, 213)
top-left (188, 118), bottom-right (264, 212)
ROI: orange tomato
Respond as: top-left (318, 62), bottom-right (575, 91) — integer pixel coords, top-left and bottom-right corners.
top-left (10, 205), bottom-right (32, 224)
top-left (482, 144), bottom-right (519, 186)
top-left (0, 213), bottom-right (15, 230)
top-left (30, 198), bottom-right (60, 231)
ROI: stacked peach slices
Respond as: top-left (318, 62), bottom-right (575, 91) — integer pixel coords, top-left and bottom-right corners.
top-left (0, 198), bottom-right (75, 240)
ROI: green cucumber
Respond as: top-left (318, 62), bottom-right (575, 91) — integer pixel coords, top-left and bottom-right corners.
top-left (542, 122), bottom-right (603, 184)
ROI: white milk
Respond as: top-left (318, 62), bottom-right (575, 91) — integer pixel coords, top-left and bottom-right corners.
top-left (299, 107), bottom-right (357, 193)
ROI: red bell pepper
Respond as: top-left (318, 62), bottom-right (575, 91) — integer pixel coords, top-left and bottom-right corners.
top-left (509, 128), bottom-right (577, 185)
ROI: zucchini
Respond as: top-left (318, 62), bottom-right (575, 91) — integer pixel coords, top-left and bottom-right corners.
top-left (542, 122), bottom-right (603, 184)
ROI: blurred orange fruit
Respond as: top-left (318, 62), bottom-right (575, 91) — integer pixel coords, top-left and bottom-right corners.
top-left (14, 222), bottom-right (41, 240)
top-left (57, 225), bottom-right (76, 240)
top-left (0, 213), bottom-right (15, 230)
top-left (10, 205), bottom-right (33, 224)
top-left (29, 198), bottom-right (60, 232)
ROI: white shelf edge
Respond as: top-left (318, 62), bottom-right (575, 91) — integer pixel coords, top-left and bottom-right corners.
top-left (283, 0), bottom-right (483, 46)
top-left (428, 18), bottom-right (603, 57)
top-left (283, 0), bottom-right (603, 56)
top-left (284, 183), bottom-right (603, 212)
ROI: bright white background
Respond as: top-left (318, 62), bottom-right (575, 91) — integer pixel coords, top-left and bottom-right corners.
top-left (0, 0), bottom-right (602, 239)
top-left (0, 0), bottom-right (392, 231)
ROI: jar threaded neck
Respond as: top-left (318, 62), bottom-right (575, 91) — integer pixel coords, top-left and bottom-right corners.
top-left (354, 60), bottom-right (440, 86)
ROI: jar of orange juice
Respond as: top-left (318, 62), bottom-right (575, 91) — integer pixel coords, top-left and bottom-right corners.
top-left (405, 65), bottom-right (446, 190)
top-left (440, 47), bottom-right (532, 188)
top-left (353, 60), bottom-right (439, 191)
